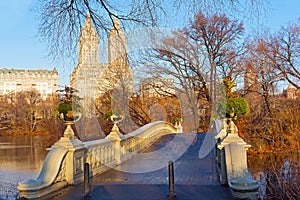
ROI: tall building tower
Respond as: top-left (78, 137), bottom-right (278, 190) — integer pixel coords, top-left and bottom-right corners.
top-left (99, 17), bottom-right (133, 95)
top-left (78, 12), bottom-right (99, 65)
top-left (108, 17), bottom-right (127, 65)
top-left (70, 12), bottom-right (104, 114)
top-left (70, 14), bottom-right (134, 117)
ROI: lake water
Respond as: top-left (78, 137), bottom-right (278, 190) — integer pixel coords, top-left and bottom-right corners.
top-left (0, 135), bottom-right (52, 199)
top-left (248, 153), bottom-right (300, 199)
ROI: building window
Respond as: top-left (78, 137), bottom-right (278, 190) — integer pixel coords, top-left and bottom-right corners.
top-left (4, 82), bottom-right (16, 94)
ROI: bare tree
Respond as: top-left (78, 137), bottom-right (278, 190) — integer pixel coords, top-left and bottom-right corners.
top-left (187, 10), bottom-right (245, 107)
top-left (138, 11), bottom-right (245, 130)
top-left (37, 95), bottom-right (64, 137)
top-left (139, 30), bottom-right (209, 130)
top-left (35, 0), bottom-right (267, 62)
top-left (243, 37), bottom-right (284, 148)
top-left (129, 95), bottom-right (152, 126)
top-left (0, 90), bottom-right (41, 134)
top-left (0, 90), bottom-right (64, 136)
top-left (267, 19), bottom-right (300, 88)
top-left (239, 20), bottom-right (300, 151)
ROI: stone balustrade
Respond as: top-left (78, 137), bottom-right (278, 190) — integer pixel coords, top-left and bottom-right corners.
top-left (18, 121), bottom-right (180, 199)
top-left (84, 138), bottom-right (116, 176)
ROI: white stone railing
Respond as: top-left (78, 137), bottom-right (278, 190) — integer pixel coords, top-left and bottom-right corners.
top-left (18, 121), bottom-right (180, 199)
top-left (84, 138), bottom-right (116, 176)
top-left (84, 121), bottom-right (180, 178)
top-left (214, 118), bottom-right (258, 192)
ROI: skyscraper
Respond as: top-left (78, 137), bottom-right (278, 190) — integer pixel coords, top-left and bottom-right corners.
top-left (70, 13), bottom-right (134, 115)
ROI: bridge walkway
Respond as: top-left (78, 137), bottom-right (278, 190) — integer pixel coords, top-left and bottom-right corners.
top-left (54, 133), bottom-right (234, 200)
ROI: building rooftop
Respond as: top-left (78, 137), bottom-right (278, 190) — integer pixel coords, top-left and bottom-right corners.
top-left (0, 68), bottom-right (58, 75)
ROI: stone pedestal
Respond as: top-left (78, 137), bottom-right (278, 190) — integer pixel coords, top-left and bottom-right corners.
top-left (51, 123), bottom-right (85, 185)
top-left (106, 123), bottom-right (123, 165)
top-left (52, 123), bottom-right (83, 149)
top-left (217, 118), bottom-right (258, 191)
top-left (217, 118), bottom-right (251, 150)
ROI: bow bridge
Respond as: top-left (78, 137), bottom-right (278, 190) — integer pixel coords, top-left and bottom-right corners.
top-left (17, 119), bottom-right (258, 199)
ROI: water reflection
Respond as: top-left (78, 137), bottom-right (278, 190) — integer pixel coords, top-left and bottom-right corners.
top-left (231, 190), bottom-right (258, 200)
top-left (0, 135), bottom-right (52, 184)
top-left (248, 153), bottom-right (300, 199)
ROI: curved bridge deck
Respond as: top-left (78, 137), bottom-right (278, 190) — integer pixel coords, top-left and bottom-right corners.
top-left (54, 133), bottom-right (234, 200)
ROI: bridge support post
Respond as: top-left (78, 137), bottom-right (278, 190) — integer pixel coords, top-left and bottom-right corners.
top-left (167, 161), bottom-right (176, 199)
top-left (219, 148), bottom-right (227, 185)
top-left (84, 163), bottom-right (91, 198)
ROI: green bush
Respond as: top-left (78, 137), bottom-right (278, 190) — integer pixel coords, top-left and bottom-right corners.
top-left (217, 97), bottom-right (249, 118)
top-left (56, 102), bottom-right (73, 117)
top-left (55, 86), bottom-right (83, 121)
top-left (103, 110), bottom-right (121, 121)
top-left (226, 97), bottom-right (249, 118)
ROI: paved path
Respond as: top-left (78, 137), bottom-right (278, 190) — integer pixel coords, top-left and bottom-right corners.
top-left (54, 133), bottom-right (234, 200)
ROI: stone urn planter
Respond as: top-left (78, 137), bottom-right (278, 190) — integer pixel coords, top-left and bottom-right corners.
top-left (55, 86), bottom-right (83, 139)
top-left (103, 110), bottom-right (124, 137)
top-left (56, 102), bottom-right (82, 122)
top-left (110, 113), bottom-right (123, 134)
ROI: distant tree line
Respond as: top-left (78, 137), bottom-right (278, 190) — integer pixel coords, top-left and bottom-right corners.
top-left (0, 89), bottom-right (64, 137)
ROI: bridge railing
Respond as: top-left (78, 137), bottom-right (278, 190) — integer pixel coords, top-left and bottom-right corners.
top-left (85, 138), bottom-right (116, 176)
top-left (17, 121), bottom-right (180, 199)
top-left (86, 121), bottom-right (180, 176)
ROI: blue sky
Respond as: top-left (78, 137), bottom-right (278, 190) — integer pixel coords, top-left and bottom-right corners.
top-left (0, 0), bottom-right (299, 86)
